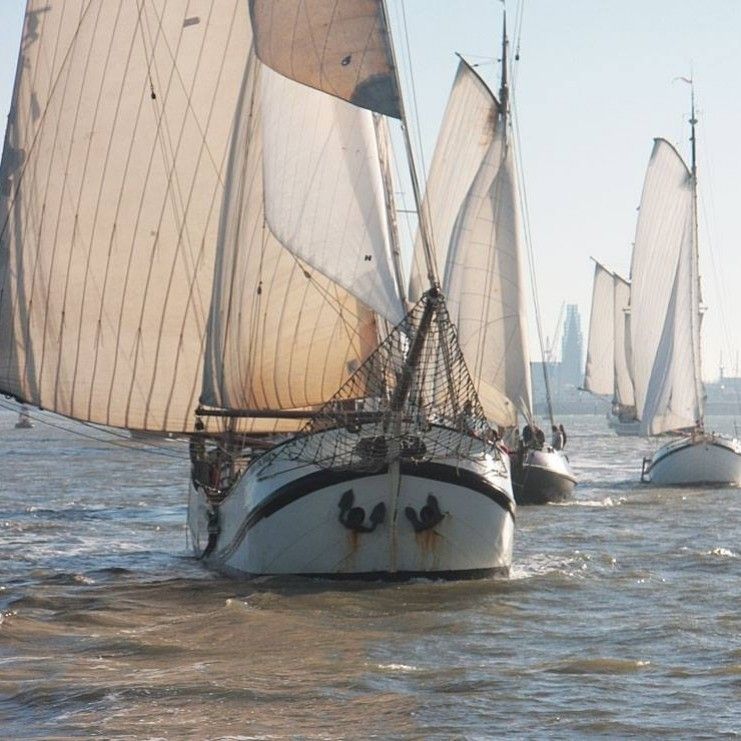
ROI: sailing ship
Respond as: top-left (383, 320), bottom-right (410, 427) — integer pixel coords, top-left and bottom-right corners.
top-left (0, 2), bottom-right (516, 578)
top-left (410, 20), bottom-right (575, 506)
top-left (631, 86), bottom-right (741, 485)
top-left (584, 260), bottom-right (639, 435)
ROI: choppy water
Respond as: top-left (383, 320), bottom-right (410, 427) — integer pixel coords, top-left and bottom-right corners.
top-left (1, 406), bottom-right (739, 738)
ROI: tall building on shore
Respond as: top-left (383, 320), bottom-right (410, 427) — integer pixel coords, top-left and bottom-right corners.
top-left (560, 304), bottom-right (583, 388)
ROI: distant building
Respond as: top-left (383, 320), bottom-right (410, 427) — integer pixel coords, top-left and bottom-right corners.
top-left (560, 304), bottom-right (583, 388)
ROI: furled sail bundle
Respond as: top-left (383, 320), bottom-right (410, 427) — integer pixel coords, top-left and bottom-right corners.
top-left (0, 1), bottom-right (250, 432)
top-left (410, 60), bottom-right (531, 428)
top-left (629, 139), bottom-right (702, 435)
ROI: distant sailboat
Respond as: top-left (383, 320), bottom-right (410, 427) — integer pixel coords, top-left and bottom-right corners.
top-left (584, 260), bottom-right (639, 435)
top-left (411, 18), bottom-right (576, 505)
top-left (0, 2), bottom-right (516, 578)
top-left (631, 86), bottom-right (741, 485)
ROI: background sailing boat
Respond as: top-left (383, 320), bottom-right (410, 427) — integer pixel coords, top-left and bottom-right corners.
top-left (583, 260), bottom-right (638, 435)
top-left (410, 21), bottom-right (576, 505)
top-left (630, 86), bottom-right (741, 485)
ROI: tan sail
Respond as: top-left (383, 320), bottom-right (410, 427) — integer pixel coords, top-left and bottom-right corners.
top-left (0, 1), bottom-right (250, 432)
top-left (248, 0), bottom-right (401, 118)
top-left (201, 52), bottom-right (386, 413)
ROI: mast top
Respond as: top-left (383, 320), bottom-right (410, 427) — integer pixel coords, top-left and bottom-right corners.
top-left (499, 12), bottom-right (510, 125)
top-left (688, 79), bottom-right (697, 180)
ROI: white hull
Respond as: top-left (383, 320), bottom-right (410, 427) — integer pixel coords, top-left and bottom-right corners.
top-left (641, 433), bottom-right (741, 486)
top-left (188, 425), bottom-right (515, 579)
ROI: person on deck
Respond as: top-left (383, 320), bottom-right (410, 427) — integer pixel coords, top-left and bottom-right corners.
top-left (189, 418), bottom-right (209, 488)
top-left (559, 423), bottom-right (568, 448)
top-left (551, 424), bottom-right (564, 450)
top-left (533, 425), bottom-right (545, 448)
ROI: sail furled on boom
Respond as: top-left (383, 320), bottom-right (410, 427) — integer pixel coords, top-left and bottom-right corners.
top-left (583, 262), bottom-right (615, 396)
top-left (0, 1), bottom-right (250, 432)
top-left (630, 139), bottom-right (701, 435)
top-left (248, 0), bottom-right (401, 118)
top-left (201, 51), bottom-right (379, 412)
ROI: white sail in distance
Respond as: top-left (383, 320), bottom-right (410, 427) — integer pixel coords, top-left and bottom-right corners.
top-left (583, 262), bottom-right (616, 396)
top-left (201, 51), bottom-right (379, 418)
top-left (0, 1), bottom-right (250, 432)
top-left (613, 273), bottom-right (635, 408)
top-left (630, 138), bottom-right (702, 435)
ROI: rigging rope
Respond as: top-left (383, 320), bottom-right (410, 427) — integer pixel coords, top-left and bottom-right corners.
top-left (0, 396), bottom-right (189, 460)
top-left (508, 0), bottom-right (555, 426)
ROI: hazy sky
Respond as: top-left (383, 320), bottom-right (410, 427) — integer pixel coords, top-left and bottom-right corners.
top-left (1, 1), bottom-right (740, 381)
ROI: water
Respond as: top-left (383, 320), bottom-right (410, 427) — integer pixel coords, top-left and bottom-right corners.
top-left (1, 407), bottom-right (739, 738)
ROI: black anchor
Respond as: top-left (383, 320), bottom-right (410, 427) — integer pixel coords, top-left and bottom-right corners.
top-left (338, 489), bottom-right (385, 533)
top-left (405, 494), bottom-right (445, 533)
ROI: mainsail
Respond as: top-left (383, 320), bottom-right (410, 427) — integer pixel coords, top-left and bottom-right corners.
top-left (408, 60), bottom-right (501, 303)
top-left (583, 262), bottom-right (636, 413)
top-left (629, 138), bottom-right (702, 435)
top-left (583, 262), bottom-right (615, 396)
top-left (201, 50), bottom-right (381, 416)
top-left (613, 273), bottom-right (635, 409)
top-left (0, 1), bottom-right (250, 432)
top-left (411, 60), bottom-right (531, 428)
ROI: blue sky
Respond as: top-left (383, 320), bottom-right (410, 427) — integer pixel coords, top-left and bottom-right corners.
top-left (2, 1), bottom-right (740, 380)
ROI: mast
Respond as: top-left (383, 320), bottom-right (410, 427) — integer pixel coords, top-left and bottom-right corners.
top-left (380, 0), bottom-right (439, 293)
top-left (499, 13), bottom-right (509, 141)
top-left (500, 11), bottom-right (554, 426)
top-left (688, 80), bottom-right (705, 423)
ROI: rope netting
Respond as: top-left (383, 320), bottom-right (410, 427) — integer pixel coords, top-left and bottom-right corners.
top-left (264, 292), bottom-right (498, 473)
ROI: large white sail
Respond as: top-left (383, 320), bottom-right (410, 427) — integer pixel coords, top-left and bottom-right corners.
top-left (201, 52), bottom-right (378, 415)
top-left (0, 1), bottom-right (250, 432)
top-left (445, 131), bottom-right (532, 427)
top-left (409, 61), bottom-right (500, 302)
top-left (613, 273), bottom-right (635, 408)
top-left (260, 65), bottom-right (403, 324)
top-left (248, 0), bottom-right (401, 118)
top-left (583, 262), bottom-right (615, 396)
top-left (630, 139), bottom-right (701, 435)
top-left (412, 60), bottom-right (531, 427)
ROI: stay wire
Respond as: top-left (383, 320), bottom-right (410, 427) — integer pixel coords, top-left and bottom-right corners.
top-left (0, 397), bottom-right (188, 460)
